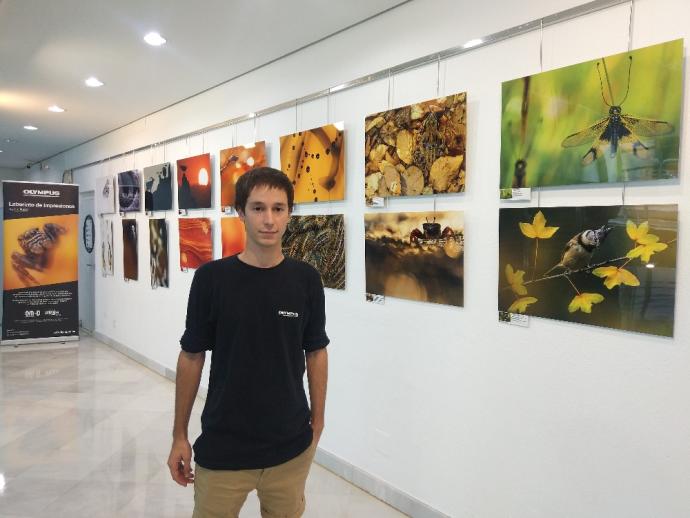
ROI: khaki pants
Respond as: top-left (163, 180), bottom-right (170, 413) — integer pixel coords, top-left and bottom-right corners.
top-left (193, 443), bottom-right (316, 518)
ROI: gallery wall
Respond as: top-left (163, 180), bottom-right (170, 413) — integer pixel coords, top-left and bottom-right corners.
top-left (1, 167), bottom-right (34, 322)
top-left (26, 0), bottom-right (690, 516)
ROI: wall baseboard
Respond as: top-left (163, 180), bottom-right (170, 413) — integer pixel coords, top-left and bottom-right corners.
top-left (93, 331), bottom-right (176, 381)
top-left (314, 448), bottom-right (451, 518)
top-left (93, 331), bottom-right (448, 518)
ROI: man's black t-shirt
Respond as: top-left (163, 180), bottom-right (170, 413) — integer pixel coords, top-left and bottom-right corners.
top-left (180, 255), bottom-right (329, 470)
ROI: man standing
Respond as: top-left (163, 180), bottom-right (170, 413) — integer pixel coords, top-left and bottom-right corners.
top-left (167, 167), bottom-right (329, 518)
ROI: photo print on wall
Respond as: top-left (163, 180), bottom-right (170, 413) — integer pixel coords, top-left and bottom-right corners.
top-left (144, 163), bottom-right (173, 212)
top-left (364, 92), bottom-right (466, 202)
top-left (500, 39), bottom-right (683, 189)
top-left (179, 217), bottom-right (212, 269)
top-left (3, 214), bottom-right (78, 290)
top-left (117, 170), bottom-right (142, 212)
top-left (220, 141), bottom-right (266, 209)
top-left (221, 217), bottom-right (246, 258)
top-left (498, 204), bottom-right (678, 337)
top-left (149, 219), bottom-right (169, 288)
top-left (122, 219), bottom-right (138, 280)
top-left (364, 211), bottom-right (464, 307)
top-left (97, 176), bottom-right (116, 215)
top-left (177, 153), bottom-right (212, 209)
top-left (280, 123), bottom-right (345, 203)
top-left (282, 215), bottom-right (345, 290)
top-left (101, 218), bottom-right (114, 276)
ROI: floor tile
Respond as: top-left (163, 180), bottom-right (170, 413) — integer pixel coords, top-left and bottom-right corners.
top-left (0, 338), bottom-right (407, 517)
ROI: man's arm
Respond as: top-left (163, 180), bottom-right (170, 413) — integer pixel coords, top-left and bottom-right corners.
top-left (306, 347), bottom-right (328, 446)
top-left (167, 350), bottom-right (205, 486)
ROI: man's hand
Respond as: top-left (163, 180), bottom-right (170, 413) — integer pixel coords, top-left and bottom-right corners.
top-left (311, 420), bottom-right (324, 448)
top-left (167, 437), bottom-right (195, 486)
top-left (306, 347), bottom-right (327, 450)
top-left (168, 350), bottom-right (205, 487)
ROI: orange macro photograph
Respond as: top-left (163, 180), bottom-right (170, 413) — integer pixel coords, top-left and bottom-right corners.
top-left (179, 217), bottom-right (213, 269)
top-left (3, 214), bottom-right (79, 290)
top-left (221, 217), bottom-right (246, 258)
top-left (280, 123), bottom-right (345, 203)
top-left (220, 141), bottom-right (266, 208)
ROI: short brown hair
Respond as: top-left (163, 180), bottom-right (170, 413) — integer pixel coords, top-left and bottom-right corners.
top-left (234, 167), bottom-right (294, 213)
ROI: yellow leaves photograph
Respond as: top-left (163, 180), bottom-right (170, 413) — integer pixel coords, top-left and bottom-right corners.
top-left (505, 264), bottom-right (527, 295)
top-left (509, 297), bottom-right (538, 313)
top-left (627, 242), bottom-right (668, 263)
top-left (626, 220), bottom-right (659, 244)
top-left (499, 204), bottom-right (677, 337)
top-left (519, 211), bottom-right (559, 239)
top-left (626, 220), bottom-right (668, 263)
top-left (568, 293), bottom-right (604, 314)
top-left (592, 266), bottom-right (640, 289)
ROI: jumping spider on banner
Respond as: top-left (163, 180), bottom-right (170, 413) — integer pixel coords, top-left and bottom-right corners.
top-left (410, 218), bottom-right (455, 246)
top-left (12, 223), bottom-right (67, 286)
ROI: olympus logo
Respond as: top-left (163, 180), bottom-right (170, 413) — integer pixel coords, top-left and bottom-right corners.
top-left (278, 310), bottom-right (299, 318)
top-left (23, 189), bottom-right (60, 197)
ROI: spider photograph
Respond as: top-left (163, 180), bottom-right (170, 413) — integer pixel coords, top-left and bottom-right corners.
top-left (3, 214), bottom-right (78, 290)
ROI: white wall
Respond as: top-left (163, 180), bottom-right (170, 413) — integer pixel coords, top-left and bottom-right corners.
top-left (26, 1), bottom-right (690, 516)
top-left (0, 167), bottom-right (28, 187)
top-left (1, 167), bottom-right (32, 322)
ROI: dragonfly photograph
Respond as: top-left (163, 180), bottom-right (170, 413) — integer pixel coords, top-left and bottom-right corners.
top-left (500, 39), bottom-right (682, 189)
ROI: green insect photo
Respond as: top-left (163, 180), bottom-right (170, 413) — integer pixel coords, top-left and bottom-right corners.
top-left (500, 39), bottom-right (682, 189)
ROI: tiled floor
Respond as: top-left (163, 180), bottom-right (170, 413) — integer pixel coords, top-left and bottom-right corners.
top-left (0, 336), bottom-right (406, 517)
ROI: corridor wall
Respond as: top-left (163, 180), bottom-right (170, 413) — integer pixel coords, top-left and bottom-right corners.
top-left (27, 1), bottom-right (690, 516)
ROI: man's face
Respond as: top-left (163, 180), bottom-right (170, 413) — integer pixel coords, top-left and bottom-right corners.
top-left (239, 185), bottom-right (290, 250)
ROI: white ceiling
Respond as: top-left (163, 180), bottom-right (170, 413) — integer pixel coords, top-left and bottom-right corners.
top-left (0, 0), bottom-right (408, 169)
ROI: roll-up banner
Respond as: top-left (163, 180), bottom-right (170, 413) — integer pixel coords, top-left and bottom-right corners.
top-left (2, 181), bottom-right (79, 344)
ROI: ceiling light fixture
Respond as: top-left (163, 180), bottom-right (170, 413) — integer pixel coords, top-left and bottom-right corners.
top-left (463, 38), bottom-right (483, 49)
top-left (24, 125), bottom-right (38, 131)
top-left (144, 32), bottom-right (166, 46)
top-left (85, 77), bottom-right (104, 88)
top-left (48, 105), bottom-right (65, 113)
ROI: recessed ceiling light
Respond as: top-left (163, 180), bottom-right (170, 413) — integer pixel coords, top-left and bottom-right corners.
top-left (463, 38), bottom-right (483, 49)
top-left (24, 125), bottom-right (38, 131)
top-left (144, 32), bottom-right (166, 46)
top-left (48, 105), bottom-right (65, 113)
top-left (0, 150), bottom-right (3, 153)
top-left (85, 77), bottom-right (104, 87)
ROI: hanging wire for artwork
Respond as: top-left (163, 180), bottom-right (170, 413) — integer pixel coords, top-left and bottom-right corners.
top-left (52, 0), bottom-right (631, 173)
top-left (628, 0), bottom-right (635, 51)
